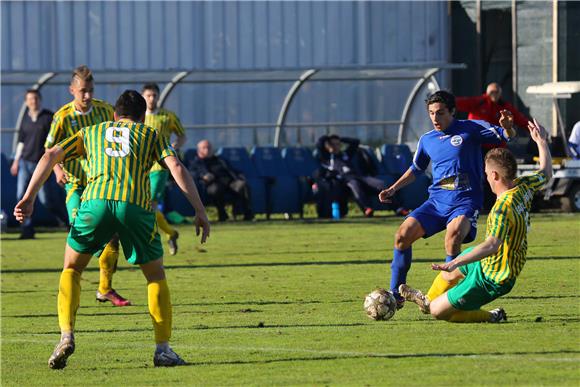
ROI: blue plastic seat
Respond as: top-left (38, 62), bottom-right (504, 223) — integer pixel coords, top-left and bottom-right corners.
top-left (251, 147), bottom-right (301, 215)
top-left (380, 144), bottom-right (414, 175)
top-left (281, 147), bottom-right (319, 178)
top-left (282, 147), bottom-right (320, 207)
top-left (216, 147), bottom-right (266, 214)
top-left (379, 144), bottom-right (430, 210)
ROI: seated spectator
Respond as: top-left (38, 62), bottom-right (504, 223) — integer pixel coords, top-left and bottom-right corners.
top-left (314, 134), bottom-right (407, 218)
top-left (569, 121), bottom-right (580, 159)
top-left (189, 140), bottom-right (253, 221)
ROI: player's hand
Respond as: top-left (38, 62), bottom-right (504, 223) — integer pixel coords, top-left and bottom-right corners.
top-left (379, 187), bottom-right (396, 203)
top-left (431, 261), bottom-right (456, 272)
top-left (10, 159), bottom-right (19, 176)
top-left (54, 167), bottom-right (68, 186)
top-left (194, 211), bottom-right (210, 244)
top-left (14, 197), bottom-right (34, 223)
top-left (499, 109), bottom-right (514, 131)
top-left (528, 118), bottom-right (548, 143)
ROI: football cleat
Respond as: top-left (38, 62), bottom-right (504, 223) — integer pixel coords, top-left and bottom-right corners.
top-left (154, 348), bottom-right (187, 367)
top-left (96, 289), bottom-right (131, 307)
top-left (48, 336), bottom-right (75, 369)
top-left (168, 231), bottom-right (179, 256)
top-left (399, 284), bottom-right (430, 314)
top-left (489, 308), bottom-right (507, 323)
top-left (392, 292), bottom-right (405, 310)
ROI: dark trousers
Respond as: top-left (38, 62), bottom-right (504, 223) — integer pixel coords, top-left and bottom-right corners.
top-left (206, 179), bottom-right (252, 220)
top-left (345, 175), bottom-right (385, 211)
top-left (314, 177), bottom-right (349, 218)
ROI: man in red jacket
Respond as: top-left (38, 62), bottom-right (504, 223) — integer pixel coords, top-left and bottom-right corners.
top-left (456, 82), bottom-right (531, 212)
top-left (456, 82), bottom-right (529, 147)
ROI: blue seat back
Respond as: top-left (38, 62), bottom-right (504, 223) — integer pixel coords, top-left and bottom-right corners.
top-left (380, 144), bottom-right (414, 175)
top-left (250, 147), bottom-right (290, 177)
top-left (251, 147), bottom-right (302, 214)
top-left (216, 147), bottom-right (257, 178)
top-left (281, 147), bottom-right (319, 177)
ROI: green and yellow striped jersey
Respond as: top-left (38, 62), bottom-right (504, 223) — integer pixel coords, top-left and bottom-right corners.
top-left (144, 108), bottom-right (185, 172)
top-left (45, 99), bottom-right (114, 186)
top-left (57, 119), bottom-right (177, 210)
top-left (482, 171), bottom-right (547, 283)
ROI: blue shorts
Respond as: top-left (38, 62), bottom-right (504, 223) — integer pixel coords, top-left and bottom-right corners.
top-left (409, 198), bottom-right (480, 243)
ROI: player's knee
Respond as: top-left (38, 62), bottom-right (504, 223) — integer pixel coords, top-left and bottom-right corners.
top-left (430, 309), bottom-right (448, 320)
top-left (394, 229), bottom-right (412, 250)
top-left (429, 302), bottom-right (448, 320)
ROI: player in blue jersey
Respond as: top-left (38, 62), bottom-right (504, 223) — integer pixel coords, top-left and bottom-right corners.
top-left (378, 90), bottom-right (517, 307)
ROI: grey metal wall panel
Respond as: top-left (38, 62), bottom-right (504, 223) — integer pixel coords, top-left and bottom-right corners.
top-left (3, 1), bottom-right (449, 71)
top-left (517, 1), bottom-right (553, 128)
top-left (1, 0), bottom-right (450, 153)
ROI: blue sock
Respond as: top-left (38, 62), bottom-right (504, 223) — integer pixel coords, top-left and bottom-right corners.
top-left (390, 247), bottom-right (412, 296)
top-left (445, 253), bottom-right (458, 263)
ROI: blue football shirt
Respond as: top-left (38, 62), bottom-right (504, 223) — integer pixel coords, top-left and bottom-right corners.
top-left (410, 119), bottom-right (510, 207)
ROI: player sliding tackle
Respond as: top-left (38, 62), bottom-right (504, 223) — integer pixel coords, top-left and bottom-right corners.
top-left (399, 119), bottom-right (552, 322)
top-left (14, 90), bottom-right (210, 369)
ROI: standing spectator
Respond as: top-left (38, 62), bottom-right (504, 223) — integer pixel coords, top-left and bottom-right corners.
top-left (189, 140), bottom-right (253, 221)
top-left (10, 89), bottom-right (68, 239)
top-left (456, 82), bottom-right (530, 138)
top-left (314, 134), bottom-right (407, 218)
top-left (456, 82), bottom-right (531, 211)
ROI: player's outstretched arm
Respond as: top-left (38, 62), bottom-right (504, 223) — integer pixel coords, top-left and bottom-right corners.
top-left (528, 119), bottom-right (553, 181)
top-left (163, 155), bottom-right (210, 243)
top-left (379, 167), bottom-right (415, 203)
top-left (432, 236), bottom-right (502, 272)
top-left (14, 147), bottom-right (65, 222)
top-left (499, 109), bottom-right (517, 138)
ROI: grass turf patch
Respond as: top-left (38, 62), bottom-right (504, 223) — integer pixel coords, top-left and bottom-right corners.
top-left (1, 213), bottom-right (579, 385)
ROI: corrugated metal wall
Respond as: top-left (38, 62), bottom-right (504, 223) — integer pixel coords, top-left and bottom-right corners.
top-left (1, 1), bottom-right (450, 152)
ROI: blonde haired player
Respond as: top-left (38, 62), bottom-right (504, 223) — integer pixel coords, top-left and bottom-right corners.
top-left (400, 119), bottom-right (552, 322)
top-left (141, 83), bottom-right (186, 255)
top-left (15, 90), bottom-right (210, 368)
top-left (45, 65), bottom-right (130, 306)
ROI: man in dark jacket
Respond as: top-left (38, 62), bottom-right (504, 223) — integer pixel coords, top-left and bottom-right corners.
top-left (189, 140), bottom-right (253, 221)
top-left (315, 134), bottom-right (404, 218)
top-left (11, 89), bottom-right (68, 238)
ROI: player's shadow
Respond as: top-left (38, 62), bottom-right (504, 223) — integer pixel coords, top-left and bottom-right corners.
top-left (504, 295), bottom-right (578, 300)
top-left (111, 349), bottom-right (580, 370)
top-left (3, 255), bottom-right (579, 275)
top-left (33, 322), bottom-right (370, 336)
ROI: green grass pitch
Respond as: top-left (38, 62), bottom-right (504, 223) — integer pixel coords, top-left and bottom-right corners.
top-left (1, 213), bottom-right (579, 386)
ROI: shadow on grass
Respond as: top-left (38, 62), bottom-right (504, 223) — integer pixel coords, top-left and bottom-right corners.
top-left (183, 349), bottom-right (580, 367)
top-left (102, 349), bottom-right (580, 370)
top-left (3, 255), bottom-right (579, 275)
top-left (32, 322), bottom-right (369, 335)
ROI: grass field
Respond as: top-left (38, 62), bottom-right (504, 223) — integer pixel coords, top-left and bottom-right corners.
top-left (1, 213), bottom-right (579, 386)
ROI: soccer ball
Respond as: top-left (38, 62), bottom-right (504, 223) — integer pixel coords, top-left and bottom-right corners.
top-left (364, 288), bottom-right (397, 321)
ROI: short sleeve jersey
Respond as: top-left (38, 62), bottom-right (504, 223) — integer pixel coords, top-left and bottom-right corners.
top-left (482, 171), bottom-right (547, 284)
top-left (45, 99), bottom-right (114, 186)
top-left (144, 108), bottom-right (185, 172)
top-left (410, 119), bottom-right (511, 206)
top-left (57, 120), bottom-right (177, 210)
